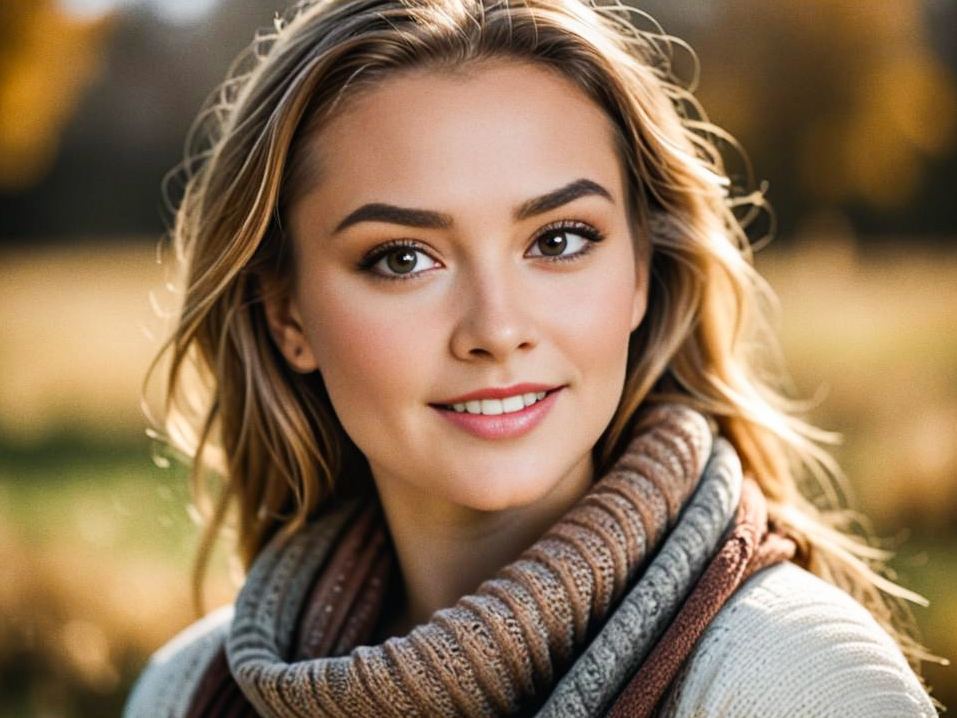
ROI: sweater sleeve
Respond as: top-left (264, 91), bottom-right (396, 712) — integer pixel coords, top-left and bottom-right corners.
top-left (122, 603), bottom-right (234, 718)
top-left (661, 562), bottom-right (936, 718)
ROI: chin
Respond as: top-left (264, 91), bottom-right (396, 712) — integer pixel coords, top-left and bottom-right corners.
top-left (445, 465), bottom-right (579, 513)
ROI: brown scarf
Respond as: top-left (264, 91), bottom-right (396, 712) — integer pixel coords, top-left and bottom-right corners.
top-left (186, 404), bottom-right (791, 718)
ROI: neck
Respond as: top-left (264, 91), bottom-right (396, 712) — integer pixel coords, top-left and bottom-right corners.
top-left (371, 456), bottom-right (594, 635)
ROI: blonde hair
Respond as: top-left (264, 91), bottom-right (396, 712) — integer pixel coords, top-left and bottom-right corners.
top-left (148, 0), bottom-right (928, 671)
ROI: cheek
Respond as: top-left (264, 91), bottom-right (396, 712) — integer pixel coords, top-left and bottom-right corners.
top-left (550, 252), bottom-right (641, 438)
top-left (556, 254), bottom-right (639, 374)
top-left (297, 278), bottom-right (437, 420)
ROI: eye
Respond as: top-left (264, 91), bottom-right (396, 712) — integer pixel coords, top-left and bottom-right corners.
top-left (526, 221), bottom-right (605, 261)
top-left (360, 241), bottom-right (441, 280)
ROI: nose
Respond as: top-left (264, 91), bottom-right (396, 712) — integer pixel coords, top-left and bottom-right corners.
top-left (449, 261), bottom-right (540, 363)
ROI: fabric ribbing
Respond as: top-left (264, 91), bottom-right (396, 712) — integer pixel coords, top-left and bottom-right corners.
top-left (224, 404), bottom-right (717, 718)
top-left (534, 437), bottom-right (741, 718)
top-left (656, 561), bottom-right (938, 718)
top-left (605, 478), bottom-right (796, 718)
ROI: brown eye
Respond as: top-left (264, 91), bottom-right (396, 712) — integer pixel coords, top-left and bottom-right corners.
top-left (386, 249), bottom-right (418, 274)
top-left (363, 243), bottom-right (440, 280)
top-left (536, 231), bottom-right (568, 256)
top-left (527, 223), bottom-right (602, 260)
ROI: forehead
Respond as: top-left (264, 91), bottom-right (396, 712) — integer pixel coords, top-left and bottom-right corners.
top-left (291, 59), bottom-right (626, 230)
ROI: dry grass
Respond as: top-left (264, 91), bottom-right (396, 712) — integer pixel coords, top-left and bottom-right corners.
top-left (759, 238), bottom-right (957, 529)
top-left (0, 240), bottom-right (172, 445)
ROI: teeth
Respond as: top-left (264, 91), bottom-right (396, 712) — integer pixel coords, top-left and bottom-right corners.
top-left (501, 395), bottom-right (525, 413)
top-left (450, 390), bottom-right (549, 416)
top-left (481, 398), bottom-right (504, 415)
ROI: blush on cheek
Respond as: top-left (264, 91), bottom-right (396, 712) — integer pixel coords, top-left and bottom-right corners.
top-left (305, 291), bottom-right (436, 431)
top-left (562, 262), bottom-right (637, 349)
top-left (573, 265), bottom-right (638, 409)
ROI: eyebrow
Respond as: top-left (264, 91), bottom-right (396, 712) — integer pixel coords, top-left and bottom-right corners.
top-left (331, 178), bottom-right (613, 235)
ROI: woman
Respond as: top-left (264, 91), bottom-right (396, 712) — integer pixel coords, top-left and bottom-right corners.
top-left (125, 0), bottom-right (937, 716)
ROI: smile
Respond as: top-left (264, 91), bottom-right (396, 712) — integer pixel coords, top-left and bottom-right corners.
top-left (444, 391), bottom-right (547, 415)
top-left (431, 388), bottom-right (563, 440)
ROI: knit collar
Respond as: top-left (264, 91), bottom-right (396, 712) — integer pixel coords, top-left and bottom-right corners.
top-left (224, 404), bottom-right (741, 718)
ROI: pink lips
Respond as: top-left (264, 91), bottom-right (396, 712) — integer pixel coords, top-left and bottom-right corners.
top-left (434, 382), bottom-right (560, 405)
top-left (431, 386), bottom-right (563, 440)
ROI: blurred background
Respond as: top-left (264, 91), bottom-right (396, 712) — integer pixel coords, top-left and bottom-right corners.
top-left (1, 0), bottom-right (955, 715)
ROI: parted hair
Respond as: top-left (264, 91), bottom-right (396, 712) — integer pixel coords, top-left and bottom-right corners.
top-left (148, 0), bottom-right (926, 670)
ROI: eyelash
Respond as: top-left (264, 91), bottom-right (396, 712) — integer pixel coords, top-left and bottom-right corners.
top-left (356, 220), bottom-right (607, 282)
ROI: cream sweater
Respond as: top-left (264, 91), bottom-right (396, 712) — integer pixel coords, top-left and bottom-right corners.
top-left (124, 562), bottom-right (936, 717)
top-left (657, 562), bottom-right (936, 717)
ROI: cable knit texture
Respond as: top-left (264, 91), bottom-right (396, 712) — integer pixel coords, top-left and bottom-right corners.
top-left (122, 404), bottom-right (936, 718)
top-left (534, 440), bottom-right (740, 718)
top-left (125, 563), bottom-right (937, 718)
top-left (605, 479), bottom-right (796, 718)
top-left (224, 404), bottom-right (719, 718)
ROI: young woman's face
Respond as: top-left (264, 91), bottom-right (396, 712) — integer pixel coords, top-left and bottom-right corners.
top-left (274, 59), bottom-right (648, 513)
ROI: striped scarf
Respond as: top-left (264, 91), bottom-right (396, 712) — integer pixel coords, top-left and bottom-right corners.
top-left (187, 404), bottom-right (791, 717)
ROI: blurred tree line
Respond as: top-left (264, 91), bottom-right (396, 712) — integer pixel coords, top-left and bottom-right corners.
top-left (1, 0), bottom-right (955, 242)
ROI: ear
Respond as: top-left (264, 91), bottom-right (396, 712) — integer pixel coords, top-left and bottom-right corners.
top-left (263, 290), bottom-right (319, 374)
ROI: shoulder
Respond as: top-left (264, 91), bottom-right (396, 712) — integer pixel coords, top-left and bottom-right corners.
top-left (662, 561), bottom-right (936, 718)
top-left (122, 603), bottom-right (234, 718)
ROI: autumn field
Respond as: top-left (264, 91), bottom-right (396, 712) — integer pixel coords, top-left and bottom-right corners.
top-left (0, 239), bottom-right (954, 716)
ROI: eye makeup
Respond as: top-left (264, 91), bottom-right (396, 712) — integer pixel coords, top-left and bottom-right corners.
top-left (356, 219), bottom-right (607, 282)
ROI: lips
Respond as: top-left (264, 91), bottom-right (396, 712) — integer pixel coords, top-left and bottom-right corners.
top-left (431, 382), bottom-right (562, 406)
top-left (430, 386), bottom-right (564, 440)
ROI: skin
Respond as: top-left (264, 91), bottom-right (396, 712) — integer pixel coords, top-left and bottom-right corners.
top-left (266, 59), bottom-right (648, 635)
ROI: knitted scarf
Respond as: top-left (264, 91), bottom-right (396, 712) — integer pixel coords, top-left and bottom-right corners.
top-left (188, 404), bottom-right (773, 718)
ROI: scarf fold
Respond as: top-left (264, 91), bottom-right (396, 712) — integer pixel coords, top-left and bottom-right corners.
top-left (534, 436), bottom-right (742, 718)
top-left (606, 478), bottom-right (796, 718)
top-left (195, 403), bottom-right (747, 718)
